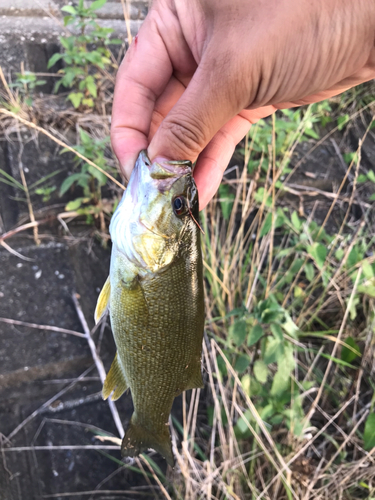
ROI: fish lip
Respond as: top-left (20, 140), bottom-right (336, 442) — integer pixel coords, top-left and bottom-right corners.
top-left (140, 150), bottom-right (192, 177)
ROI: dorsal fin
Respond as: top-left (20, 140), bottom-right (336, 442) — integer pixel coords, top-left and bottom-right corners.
top-left (94, 276), bottom-right (110, 324)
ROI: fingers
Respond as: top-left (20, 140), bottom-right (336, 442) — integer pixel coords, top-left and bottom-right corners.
top-left (110, 11), bottom-right (174, 179)
top-left (147, 44), bottom-right (248, 165)
top-left (193, 110), bottom-right (270, 210)
top-left (148, 76), bottom-right (187, 141)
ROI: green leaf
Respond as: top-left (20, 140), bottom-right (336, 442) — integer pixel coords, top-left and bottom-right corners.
top-left (362, 260), bottom-right (374, 279)
top-left (335, 248), bottom-right (344, 261)
top-left (341, 336), bottom-right (361, 363)
top-left (90, 0), bottom-right (108, 10)
top-left (260, 212), bottom-right (273, 237)
top-left (264, 338), bottom-right (282, 365)
top-left (47, 52), bottom-right (63, 69)
top-left (61, 5), bottom-right (77, 14)
top-left (241, 374), bottom-right (251, 395)
top-left (60, 36), bottom-right (73, 50)
top-left (216, 355), bottom-right (227, 379)
top-left (357, 284), bottom-right (375, 298)
top-left (270, 323), bottom-right (284, 341)
top-left (259, 212), bottom-right (284, 237)
top-left (247, 324), bottom-right (264, 347)
top-left (79, 128), bottom-right (92, 145)
top-left (281, 315), bottom-right (299, 339)
top-left (60, 176), bottom-right (77, 196)
top-left (63, 15), bottom-right (75, 26)
top-left (68, 92), bottom-right (83, 108)
top-left (260, 404), bottom-right (274, 421)
top-left (304, 262), bottom-right (314, 282)
top-left (337, 114), bottom-right (349, 131)
top-left (65, 198), bottom-right (85, 211)
top-left (85, 76), bottom-right (98, 98)
top-left (357, 174), bottom-right (368, 183)
top-left (229, 319), bottom-right (248, 347)
top-left (87, 165), bottom-right (107, 185)
top-left (253, 360), bottom-right (268, 383)
top-left (303, 127), bottom-right (319, 139)
top-left (254, 187), bottom-right (271, 207)
top-left (346, 295), bottom-right (360, 321)
top-left (218, 184), bottom-right (235, 221)
top-left (367, 170), bottom-right (375, 183)
top-left (0, 168), bottom-right (25, 190)
top-left (234, 354), bottom-right (251, 374)
top-left (319, 353), bottom-right (356, 368)
top-left (82, 98), bottom-right (94, 107)
top-left (347, 247), bottom-right (359, 268)
top-left (60, 173), bottom-right (88, 195)
top-left (270, 344), bottom-right (295, 395)
top-left (261, 307), bottom-right (285, 325)
top-left (363, 413), bottom-right (375, 450)
top-left (291, 211), bottom-right (302, 231)
top-left (235, 409), bottom-right (252, 436)
top-left (307, 242), bottom-right (327, 269)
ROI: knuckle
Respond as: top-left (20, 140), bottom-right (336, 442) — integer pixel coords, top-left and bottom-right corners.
top-left (162, 115), bottom-right (206, 160)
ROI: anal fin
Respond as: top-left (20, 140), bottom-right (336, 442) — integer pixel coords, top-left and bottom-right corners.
top-left (122, 414), bottom-right (174, 467)
top-left (95, 276), bottom-right (110, 324)
top-left (102, 353), bottom-right (128, 401)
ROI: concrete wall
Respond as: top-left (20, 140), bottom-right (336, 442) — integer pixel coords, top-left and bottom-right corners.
top-left (0, 0), bottom-right (148, 72)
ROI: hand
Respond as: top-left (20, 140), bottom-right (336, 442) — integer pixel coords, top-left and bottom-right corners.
top-left (111, 0), bottom-right (375, 209)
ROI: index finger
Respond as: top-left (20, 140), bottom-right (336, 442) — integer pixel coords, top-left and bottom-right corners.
top-left (111, 12), bottom-right (173, 179)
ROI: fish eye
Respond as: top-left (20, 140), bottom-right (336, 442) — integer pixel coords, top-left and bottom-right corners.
top-left (173, 196), bottom-right (188, 217)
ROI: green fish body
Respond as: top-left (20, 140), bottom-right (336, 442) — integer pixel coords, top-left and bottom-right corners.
top-left (95, 151), bottom-right (204, 465)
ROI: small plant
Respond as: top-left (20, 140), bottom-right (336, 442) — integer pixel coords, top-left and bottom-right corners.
top-left (0, 167), bottom-right (61, 201)
top-left (48, 0), bottom-right (121, 109)
top-left (9, 71), bottom-right (46, 107)
top-left (60, 127), bottom-right (116, 221)
top-left (35, 186), bottom-right (57, 202)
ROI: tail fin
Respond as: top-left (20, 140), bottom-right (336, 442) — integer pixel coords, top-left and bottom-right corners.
top-left (121, 415), bottom-right (174, 466)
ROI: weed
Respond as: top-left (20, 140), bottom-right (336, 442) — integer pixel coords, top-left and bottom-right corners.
top-left (9, 71), bottom-right (46, 107)
top-left (60, 127), bottom-right (117, 223)
top-left (0, 167), bottom-right (61, 203)
top-left (48, 0), bottom-right (121, 109)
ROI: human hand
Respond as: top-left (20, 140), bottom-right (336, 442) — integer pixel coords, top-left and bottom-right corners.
top-left (111, 0), bottom-right (375, 209)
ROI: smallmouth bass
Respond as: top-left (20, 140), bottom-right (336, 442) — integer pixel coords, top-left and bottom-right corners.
top-left (95, 151), bottom-right (205, 465)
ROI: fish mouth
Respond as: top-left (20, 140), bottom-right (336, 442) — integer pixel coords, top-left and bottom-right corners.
top-left (140, 150), bottom-right (192, 179)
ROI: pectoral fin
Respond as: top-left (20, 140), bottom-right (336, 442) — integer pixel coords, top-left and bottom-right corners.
top-left (102, 353), bottom-right (128, 401)
top-left (94, 276), bottom-right (110, 324)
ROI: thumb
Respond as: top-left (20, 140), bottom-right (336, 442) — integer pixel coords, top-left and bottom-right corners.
top-left (148, 52), bottom-right (243, 163)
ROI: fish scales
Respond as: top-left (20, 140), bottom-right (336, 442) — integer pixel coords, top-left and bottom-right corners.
top-left (95, 151), bottom-right (205, 465)
top-left (112, 245), bottom-right (203, 425)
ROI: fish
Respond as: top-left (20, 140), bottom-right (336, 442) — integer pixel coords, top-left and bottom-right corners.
top-left (95, 150), bottom-right (205, 466)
